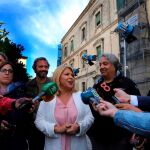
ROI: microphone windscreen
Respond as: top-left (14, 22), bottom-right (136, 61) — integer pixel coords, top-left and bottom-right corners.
top-left (81, 87), bottom-right (100, 105)
top-left (42, 82), bottom-right (58, 96)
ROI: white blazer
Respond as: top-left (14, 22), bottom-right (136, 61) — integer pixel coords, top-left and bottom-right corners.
top-left (35, 92), bottom-right (94, 150)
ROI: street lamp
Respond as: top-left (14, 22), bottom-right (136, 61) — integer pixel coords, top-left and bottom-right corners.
top-left (114, 21), bottom-right (140, 76)
top-left (120, 38), bottom-right (127, 77)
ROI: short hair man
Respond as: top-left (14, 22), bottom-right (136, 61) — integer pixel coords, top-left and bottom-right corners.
top-left (26, 57), bottom-right (51, 150)
top-left (26, 57), bottom-right (51, 97)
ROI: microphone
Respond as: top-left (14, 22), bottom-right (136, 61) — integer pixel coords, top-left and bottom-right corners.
top-left (3, 82), bottom-right (24, 97)
top-left (81, 87), bottom-right (120, 105)
top-left (32, 82), bottom-right (58, 102)
top-left (19, 82), bottom-right (58, 110)
top-left (112, 96), bottom-right (120, 104)
top-left (81, 87), bottom-right (101, 105)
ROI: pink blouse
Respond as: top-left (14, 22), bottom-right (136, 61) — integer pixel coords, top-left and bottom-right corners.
top-left (55, 96), bottom-right (77, 150)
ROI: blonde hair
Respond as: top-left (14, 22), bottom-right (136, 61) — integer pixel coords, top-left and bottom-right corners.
top-left (52, 65), bottom-right (76, 95)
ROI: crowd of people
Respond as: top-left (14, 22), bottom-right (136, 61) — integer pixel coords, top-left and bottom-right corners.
top-left (0, 52), bottom-right (149, 150)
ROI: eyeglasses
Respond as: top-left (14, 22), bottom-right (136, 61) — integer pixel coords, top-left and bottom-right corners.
top-left (0, 69), bottom-right (13, 74)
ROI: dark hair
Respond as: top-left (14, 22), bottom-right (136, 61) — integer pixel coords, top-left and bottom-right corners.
top-left (0, 61), bottom-right (14, 71)
top-left (32, 57), bottom-right (50, 71)
top-left (0, 52), bottom-right (8, 61)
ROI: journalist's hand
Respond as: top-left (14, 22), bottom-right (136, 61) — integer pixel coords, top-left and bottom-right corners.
top-left (115, 103), bottom-right (142, 112)
top-left (114, 88), bottom-right (131, 103)
top-left (0, 120), bottom-right (12, 130)
top-left (15, 97), bottom-right (35, 113)
top-left (0, 95), bottom-right (3, 99)
top-left (97, 100), bottom-right (118, 118)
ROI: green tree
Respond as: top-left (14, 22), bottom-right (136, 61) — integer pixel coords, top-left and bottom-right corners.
top-left (0, 22), bottom-right (29, 82)
top-left (0, 22), bottom-right (9, 40)
top-left (0, 38), bottom-right (23, 64)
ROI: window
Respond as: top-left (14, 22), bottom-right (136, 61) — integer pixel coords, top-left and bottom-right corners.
top-left (96, 45), bottom-right (102, 60)
top-left (82, 82), bottom-right (86, 92)
top-left (116, 0), bottom-right (125, 11)
top-left (64, 46), bottom-right (67, 58)
top-left (93, 38), bottom-right (104, 60)
top-left (70, 40), bottom-right (74, 52)
top-left (82, 27), bottom-right (86, 41)
top-left (80, 21), bottom-right (87, 43)
top-left (95, 11), bottom-right (101, 26)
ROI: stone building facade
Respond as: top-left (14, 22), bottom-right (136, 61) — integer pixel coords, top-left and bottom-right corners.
top-left (61, 0), bottom-right (120, 91)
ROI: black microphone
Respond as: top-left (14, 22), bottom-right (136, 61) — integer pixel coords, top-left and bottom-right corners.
top-left (81, 87), bottom-right (101, 105)
top-left (112, 96), bottom-right (120, 104)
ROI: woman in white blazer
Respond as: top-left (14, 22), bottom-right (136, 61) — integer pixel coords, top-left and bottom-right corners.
top-left (35, 65), bottom-right (94, 150)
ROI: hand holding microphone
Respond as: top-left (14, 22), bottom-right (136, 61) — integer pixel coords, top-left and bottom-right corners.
top-left (32, 82), bottom-right (58, 103)
top-left (81, 87), bottom-right (121, 114)
top-left (19, 82), bottom-right (58, 111)
top-left (96, 100), bottom-right (118, 118)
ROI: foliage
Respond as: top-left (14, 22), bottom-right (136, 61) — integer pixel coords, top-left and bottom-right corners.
top-left (0, 22), bottom-right (9, 40)
top-left (13, 63), bottom-right (29, 82)
top-left (0, 38), bottom-right (23, 64)
top-left (0, 23), bottom-right (29, 82)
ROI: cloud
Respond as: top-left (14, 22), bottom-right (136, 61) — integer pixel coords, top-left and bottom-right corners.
top-left (21, 12), bottom-right (61, 46)
top-left (0, 0), bottom-right (42, 6)
top-left (0, 0), bottom-right (90, 77)
top-left (1, 0), bottom-right (90, 47)
top-left (16, 0), bottom-right (90, 47)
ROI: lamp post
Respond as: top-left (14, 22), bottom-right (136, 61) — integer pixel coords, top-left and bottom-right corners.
top-left (120, 38), bottom-right (127, 77)
top-left (115, 21), bottom-right (140, 77)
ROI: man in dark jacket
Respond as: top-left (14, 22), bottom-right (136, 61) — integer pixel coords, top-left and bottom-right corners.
top-left (26, 57), bottom-right (51, 150)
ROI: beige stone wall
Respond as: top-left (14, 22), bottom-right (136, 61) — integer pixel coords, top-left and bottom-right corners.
top-left (61, 0), bottom-right (120, 91)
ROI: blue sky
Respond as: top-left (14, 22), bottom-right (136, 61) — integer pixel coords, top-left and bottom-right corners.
top-left (0, 0), bottom-right (90, 77)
